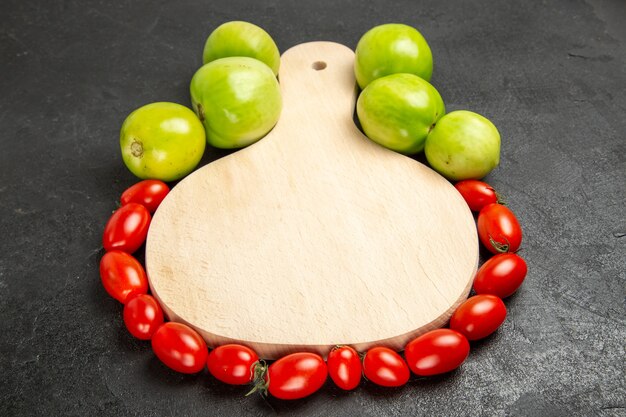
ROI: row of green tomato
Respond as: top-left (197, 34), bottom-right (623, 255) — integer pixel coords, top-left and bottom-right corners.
top-left (99, 178), bottom-right (526, 400)
top-left (120, 21), bottom-right (500, 183)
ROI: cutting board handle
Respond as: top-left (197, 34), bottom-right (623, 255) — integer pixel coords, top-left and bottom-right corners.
top-left (269, 42), bottom-right (359, 147)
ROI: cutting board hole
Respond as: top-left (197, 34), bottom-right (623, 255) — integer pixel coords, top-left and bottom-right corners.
top-left (312, 61), bottom-right (327, 70)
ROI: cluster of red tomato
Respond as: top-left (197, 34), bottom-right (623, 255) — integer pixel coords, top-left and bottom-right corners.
top-left (99, 178), bottom-right (527, 400)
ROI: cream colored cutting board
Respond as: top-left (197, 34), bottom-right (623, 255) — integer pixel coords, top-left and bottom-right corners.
top-left (145, 41), bottom-right (478, 360)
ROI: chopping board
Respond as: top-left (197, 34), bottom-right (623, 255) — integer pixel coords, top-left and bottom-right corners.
top-left (145, 41), bottom-right (478, 360)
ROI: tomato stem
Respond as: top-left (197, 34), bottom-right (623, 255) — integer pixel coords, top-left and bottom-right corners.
top-left (489, 236), bottom-right (510, 253)
top-left (196, 103), bottom-right (205, 122)
top-left (359, 351), bottom-right (368, 381)
top-left (246, 360), bottom-right (269, 397)
top-left (360, 354), bottom-right (369, 381)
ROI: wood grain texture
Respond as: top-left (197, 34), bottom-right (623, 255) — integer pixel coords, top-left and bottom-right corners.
top-left (145, 41), bottom-right (478, 360)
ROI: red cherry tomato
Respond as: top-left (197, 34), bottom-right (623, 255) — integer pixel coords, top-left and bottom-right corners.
top-left (123, 294), bottom-right (164, 340)
top-left (327, 345), bottom-right (362, 390)
top-left (102, 203), bottom-right (151, 253)
top-left (207, 344), bottom-right (259, 385)
top-left (266, 352), bottom-right (327, 400)
top-left (120, 180), bottom-right (170, 213)
top-left (454, 180), bottom-right (499, 211)
top-left (362, 347), bottom-right (409, 387)
top-left (450, 295), bottom-right (507, 341)
top-left (99, 250), bottom-right (148, 303)
top-left (473, 253), bottom-right (527, 298)
top-left (404, 329), bottom-right (470, 376)
top-left (477, 203), bottom-right (522, 254)
top-left (151, 322), bottom-right (208, 374)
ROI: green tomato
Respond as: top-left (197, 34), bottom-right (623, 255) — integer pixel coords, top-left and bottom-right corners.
top-left (356, 73), bottom-right (445, 154)
top-left (120, 102), bottom-right (206, 182)
top-left (202, 21), bottom-right (280, 76)
top-left (425, 110), bottom-right (501, 180)
top-left (190, 56), bottom-right (282, 149)
top-left (355, 23), bottom-right (433, 89)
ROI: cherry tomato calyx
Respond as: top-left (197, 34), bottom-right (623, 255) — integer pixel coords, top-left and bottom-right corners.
top-left (489, 236), bottom-right (512, 253)
top-left (246, 360), bottom-right (269, 396)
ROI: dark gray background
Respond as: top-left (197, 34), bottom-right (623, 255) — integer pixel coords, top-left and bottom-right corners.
top-left (1, 0), bottom-right (624, 416)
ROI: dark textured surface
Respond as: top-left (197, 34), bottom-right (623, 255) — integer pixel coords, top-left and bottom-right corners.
top-left (1, 0), bottom-right (625, 415)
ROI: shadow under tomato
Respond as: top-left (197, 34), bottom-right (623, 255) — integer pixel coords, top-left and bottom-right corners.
top-left (501, 286), bottom-right (523, 307)
top-left (468, 328), bottom-right (505, 350)
top-left (324, 382), bottom-right (362, 398)
top-left (200, 373), bottom-right (257, 398)
top-left (144, 354), bottom-right (206, 386)
top-left (407, 369), bottom-right (462, 388)
top-left (478, 243), bottom-right (497, 265)
top-left (196, 369), bottom-right (277, 412)
top-left (359, 378), bottom-right (412, 398)
top-left (406, 150), bottom-right (430, 166)
top-left (260, 379), bottom-right (335, 413)
top-left (116, 319), bottom-right (154, 353)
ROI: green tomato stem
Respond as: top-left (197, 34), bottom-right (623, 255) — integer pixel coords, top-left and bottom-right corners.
top-left (246, 360), bottom-right (269, 397)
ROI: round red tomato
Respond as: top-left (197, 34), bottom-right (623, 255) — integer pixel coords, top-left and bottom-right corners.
top-left (120, 180), bottom-right (170, 213)
top-left (450, 295), bottom-right (507, 341)
top-left (327, 345), bottom-right (362, 390)
top-left (363, 347), bottom-right (409, 387)
top-left (151, 322), bottom-right (208, 374)
top-left (123, 294), bottom-right (164, 340)
top-left (207, 344), bottom-right (259, 385)
top-left (477, 203), bottom-right (522, 254)
top-left (99, 250), bottom-right (148, 303)
top-left (404, 329), bottom-right (469, 376)
top-left (102, 203), bottom-right (151, 254)
top-left (473, 253), bottom-right (527, 298)
top-left (454, 180), bottom-right (499, 212)
top-left (266, 352), bottom-right (327, 400)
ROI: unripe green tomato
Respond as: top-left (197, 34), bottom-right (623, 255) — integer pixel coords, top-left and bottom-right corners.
top-left (120, 102), bottom-right (206, 182)
top-left (356, 73), bottom-right (445, 154)
top-left (202, 21), bottom-right (280, 76)
top-left (355, 23), bottom-right (433, 89)
top-left (425, 110), bottom-right (501, 180)
top-left (190, 57), bottom-right (282, 149)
